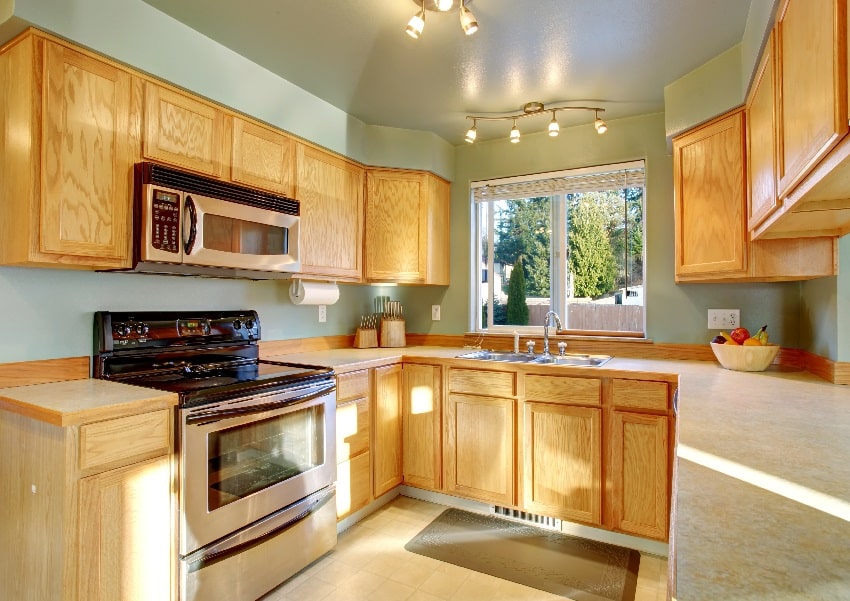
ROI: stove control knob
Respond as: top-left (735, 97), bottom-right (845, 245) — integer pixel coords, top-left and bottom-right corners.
top-left (135, 323), bottom-right (149, 336)
top-left (244, 318), bottom-right (256, 330)
top-left (115, 323), bottom-right (130, 337)
top-left (232, 319), bottom-right (242, 330)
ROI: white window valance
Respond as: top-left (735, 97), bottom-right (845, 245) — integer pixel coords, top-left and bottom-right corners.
top-left (471, 160), bottom-right (645, 202)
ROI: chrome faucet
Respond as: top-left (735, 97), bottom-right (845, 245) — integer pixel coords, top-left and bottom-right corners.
top-left (542, 311), bottom-right (562, 356)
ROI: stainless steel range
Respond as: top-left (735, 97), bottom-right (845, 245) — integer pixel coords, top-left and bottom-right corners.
top-left (93, 310), bottom-right (337, 601)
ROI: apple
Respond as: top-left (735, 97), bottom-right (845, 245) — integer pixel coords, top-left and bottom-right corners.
top-left (730, 327), bottom-right (750, 345)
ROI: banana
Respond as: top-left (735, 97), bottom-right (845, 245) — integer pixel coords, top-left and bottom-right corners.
top-left (720, 331), bottom-right (734, 343)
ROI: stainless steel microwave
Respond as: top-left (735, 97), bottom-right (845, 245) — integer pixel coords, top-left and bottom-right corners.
top-left (129, 162), bottom-right (300, 279)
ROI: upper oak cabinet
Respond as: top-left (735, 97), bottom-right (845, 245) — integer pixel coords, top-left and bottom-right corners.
top-left (0, 31), bottom-right (137, 270)
top-left (365, 169), bottom-right (450, 285)
top-left (231, 117), bottom-right (296, 197)
top-left (673, 108), bottom-right (836, 283)
top-left (296, 143), bottom-right (364, 281)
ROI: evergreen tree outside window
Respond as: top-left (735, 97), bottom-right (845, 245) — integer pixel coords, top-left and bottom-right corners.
top-left (473, 161), bottom-right (645, 336)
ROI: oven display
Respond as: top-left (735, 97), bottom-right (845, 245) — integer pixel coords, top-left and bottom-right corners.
top-left (151, 190), bottom-right (181, 253)
top-left (178, 319), bottom-right (211, 337)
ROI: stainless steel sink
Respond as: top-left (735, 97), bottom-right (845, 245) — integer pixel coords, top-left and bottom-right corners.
top-left (531, 353), bottom-right (612, 367)
top-left (456, 350), bottom-right (611, 367)
top-left (455, 350), bottom-right (538, 363)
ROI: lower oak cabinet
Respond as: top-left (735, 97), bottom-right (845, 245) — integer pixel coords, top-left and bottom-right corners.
top-left (372, 363), bottom-right (404, 498)
top-left (0, 407), bottom-right (175, 601)
top-left (335, 369), bottom-right (372, 520)
top-left (402, 363), bottom-right (443, 491)
top-left (444, 368), bottom-right (517, 506)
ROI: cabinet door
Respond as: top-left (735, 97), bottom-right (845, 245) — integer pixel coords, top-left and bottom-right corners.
top-left (402, 364), bottom-right (442, 490)
top-left (747, 31), bottom-right (780, 230)
top-left (373, 364), bottom-right (403, 497)
top-left (365, 169), bottom-right (427, 282)
top-left (445, 393), bottom-right (514, 506)
top-left (144, 83), bottom-right (228, 178)
top-left (337, 452), bottom-right (371, 520)
top-left (231, 117), bottom-right (295, 195)
top-left (610, 411), bottom-right (669, 540)
top-left (776, 0), bottom-right (847, 199)
top-left (78, 455), bottom-right (173, 601)
top-left (673, 110), bottom-right (746, 278)
top-left (523, 403), bottom-right (601, 524)
top-left (41, 41), bottom-right (133, 267)
top-left (295, 144), bottom-right (364, 280)
top-left (424, 174), bottom-right (451, 285)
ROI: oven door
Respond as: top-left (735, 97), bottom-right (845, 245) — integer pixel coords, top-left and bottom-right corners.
top-left (182, 192), bottom-right (300, 273)
top-left (179, 379), bottom-right (335, 555)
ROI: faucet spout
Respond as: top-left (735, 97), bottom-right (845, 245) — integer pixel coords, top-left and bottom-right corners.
top-left (542, 311), bottom-right (562, 356)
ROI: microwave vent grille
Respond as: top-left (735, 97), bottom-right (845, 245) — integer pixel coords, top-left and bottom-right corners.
top-left (141, 162), bottom-right (299, 216)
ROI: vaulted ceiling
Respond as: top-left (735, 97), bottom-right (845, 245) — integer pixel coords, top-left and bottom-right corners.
top-left (142, 0), bottom-right (753, 144)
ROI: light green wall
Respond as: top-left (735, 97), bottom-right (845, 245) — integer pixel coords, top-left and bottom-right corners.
top-left (741, 0), bottom-right (779, 93)
top-left (801, 235), bottom-right (850, 361)
top-left (440, 113), bottom-right (806, 347)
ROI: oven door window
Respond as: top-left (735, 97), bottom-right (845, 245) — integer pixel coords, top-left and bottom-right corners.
top-left (207, 403), bottom-right (324, 510)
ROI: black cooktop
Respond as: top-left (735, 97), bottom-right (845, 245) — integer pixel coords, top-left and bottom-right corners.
top-left (92, 310), bottom-right (334, 406)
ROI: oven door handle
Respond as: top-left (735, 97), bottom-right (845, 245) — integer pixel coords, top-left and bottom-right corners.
top-left (182, 484), bottom-right (335, 572)
top-left (185, 382), bottom-right (335, 425)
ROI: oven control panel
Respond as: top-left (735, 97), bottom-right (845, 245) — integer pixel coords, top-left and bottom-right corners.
top-left (95, 311), bottom-right (261, 351)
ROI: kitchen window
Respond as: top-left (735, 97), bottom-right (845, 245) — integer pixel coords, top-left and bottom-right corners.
top-left (472, 160), bottom-right (645, 336)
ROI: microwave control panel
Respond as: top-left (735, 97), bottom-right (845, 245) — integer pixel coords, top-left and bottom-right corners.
top-left (151, 189), bottom-right (181, 253)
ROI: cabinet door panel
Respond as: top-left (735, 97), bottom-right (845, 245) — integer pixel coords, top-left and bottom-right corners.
top-left (78, 456), bottom-right (173, 601)
top-left (445, 393), bottom-right (514, 505)
top-left (673, 110), bottom-right (746, 276)
top-left (42, 42), bottom-right (132, 264)
top-left (144, 83), bottom-right (227, 177)
top-left (373, 364), bottom-right (403, 497)
top-left (403, 364), bottom-right (442, 490)
top-left (296, 144), bottom-right (363, 280)
top-left (337, 452), bottom-right (371, 520)
top-left (610, 412), bottom-right (668, 540)
top-left (747, 31), bottom-right (780, 230)
top-left (232, 118), bottom-right (295, 195)
top-left (336, 397), bottom-right (369, 463)
top-left (524, 403), bottom-right (601, 524)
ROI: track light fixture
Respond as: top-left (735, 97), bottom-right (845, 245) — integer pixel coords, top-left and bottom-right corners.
top-left (464, 102), bottom-right (607, 143)
top-left (405, 0), bottom-right (478, 39)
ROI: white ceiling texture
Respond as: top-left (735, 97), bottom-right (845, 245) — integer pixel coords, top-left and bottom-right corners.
top-left (142, 0), bottom-right (753, 145)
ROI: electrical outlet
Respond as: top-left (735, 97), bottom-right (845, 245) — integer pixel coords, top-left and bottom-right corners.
top-left (318, 305), bottom-right (327, 323)
top-left (707, 309), bottom-right (739, 329)
top-left (431, 305), bottom-right (441, 321)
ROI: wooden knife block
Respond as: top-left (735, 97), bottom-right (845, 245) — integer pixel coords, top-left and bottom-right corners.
top-left (379, 319), bottom-right (406, 348)
top-left (354, 328), bottom-right (378, 348)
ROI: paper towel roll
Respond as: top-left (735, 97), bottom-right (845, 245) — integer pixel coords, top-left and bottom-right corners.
top-left (289, 280), bottom-right (340, 305)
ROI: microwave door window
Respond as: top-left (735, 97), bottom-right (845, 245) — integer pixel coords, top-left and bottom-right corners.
top-left (203, 214), bottom-right (289, 256)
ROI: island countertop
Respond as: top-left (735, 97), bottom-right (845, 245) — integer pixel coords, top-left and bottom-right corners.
top-left (268, 346), bottom-right (850, 600)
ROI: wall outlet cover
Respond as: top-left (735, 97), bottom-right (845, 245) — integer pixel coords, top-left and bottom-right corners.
top-left (431, 305), bottom-right (441, 321)
top-left (707, 308), bottom-right (739, 329)
top-left (318, 305), bottom-right (327, 323)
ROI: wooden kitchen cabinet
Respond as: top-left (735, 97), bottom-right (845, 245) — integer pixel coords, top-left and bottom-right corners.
top-left (402, 363), bottom-right (442, 491)
top-left (296, 143), bottom-right (364, 281)
top-left (372, 363), bottom-right (403, 498)
top-left (365, 169), bottom-right (450, 284)
top-left (0, 32), bottom-right (136, 270)
top-left (673, 108), bottom-right (836, 282)
top-left (231, 117), bottom-right (296, 196)
top-left (143, 81), bottom-right (229, 178)
top-left (609, 411), bottom-right (669, 540)
top-left (0, 406), bottom-right (175, 601)
top-left (336, 369), bottom-right (372, 519)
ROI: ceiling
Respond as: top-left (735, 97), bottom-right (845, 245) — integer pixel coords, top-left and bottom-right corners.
top-left (142, 0), bottom-right (753, 145)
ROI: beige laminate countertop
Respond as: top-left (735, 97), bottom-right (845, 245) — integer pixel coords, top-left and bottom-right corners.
top-left (0, 379), bottom-right (178, 426)
top-left (272, 346), bottom-right (850, 601)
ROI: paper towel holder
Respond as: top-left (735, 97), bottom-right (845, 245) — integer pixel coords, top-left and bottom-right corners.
top-left (288, 279), bottom-right (340, 306)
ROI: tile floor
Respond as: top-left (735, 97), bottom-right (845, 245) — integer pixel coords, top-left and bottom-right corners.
top-left (261, 496), bottom-right (668, 601)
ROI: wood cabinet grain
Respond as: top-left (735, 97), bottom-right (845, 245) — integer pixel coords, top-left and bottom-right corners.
top-left (402, 363), bottom-right (442, 491)
top-left (372, 364), bottom-right (403, 497)
top-left (232, 117), bottom-right (296, 196)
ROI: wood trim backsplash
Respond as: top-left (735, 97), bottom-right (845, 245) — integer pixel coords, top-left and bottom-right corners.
top-left (1, 336), bottom-right (846, 388)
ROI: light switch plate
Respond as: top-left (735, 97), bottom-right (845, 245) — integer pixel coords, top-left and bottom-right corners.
top-left (318, 305), bottom-right (327, 323)
top-left (707, 309), bottom-right (739, 329)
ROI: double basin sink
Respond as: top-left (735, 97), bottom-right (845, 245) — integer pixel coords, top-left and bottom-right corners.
top-left (457, 349), bottom-right (611, 367)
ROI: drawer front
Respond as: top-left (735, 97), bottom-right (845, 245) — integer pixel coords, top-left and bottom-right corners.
top-left (612, 379), bottom-right (668, 412)
top-left (524, 374), bottom-right (601, 406)
top-left (337, 451), bottom-right (371, 520)
top-left (79, 409), bottom-right (170, 472)
top-left (449, 368), bottom-right (516, 398)
top-left (336, 397), bottom-right (370, 463)
top-left (337, 369), bottom-right (369, 402)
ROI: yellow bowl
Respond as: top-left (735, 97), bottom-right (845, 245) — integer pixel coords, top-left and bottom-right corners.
top-left (710, 342), bottom-right (779, 372)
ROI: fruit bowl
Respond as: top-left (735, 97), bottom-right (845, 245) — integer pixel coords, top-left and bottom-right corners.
top-left (710, 342), bottom-right (780, 372)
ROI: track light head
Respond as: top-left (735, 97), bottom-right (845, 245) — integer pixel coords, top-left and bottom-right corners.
top-left (459, 2), bottom-right (478, 35)
top-left (594, 110), bottom-right (608, 134)
top-left (510, 120), bottom-right (520, 143)
top-left (548, 113), bottom-right (560, 137)
top-left (406, 4), bottom-right (426, 39)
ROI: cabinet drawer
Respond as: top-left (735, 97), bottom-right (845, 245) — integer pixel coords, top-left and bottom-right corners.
top-left (337, 451), bottom-right (371, 520)
top-left (448, 368), bottom-right (516, 398)
top-left (611, 379), bottom-right (668, 412)
top-left (336, 397), bottom-right (369, 463)
top-left (79, 410), bottom-right (170, 472)
top-left (524, 375), bottom-right (601, 406)
top-left (337, 369), bottom-right (369, 402)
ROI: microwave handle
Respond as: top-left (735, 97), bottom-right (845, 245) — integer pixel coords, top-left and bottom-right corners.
top-left (184, 195), bottom-right (197, 255)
